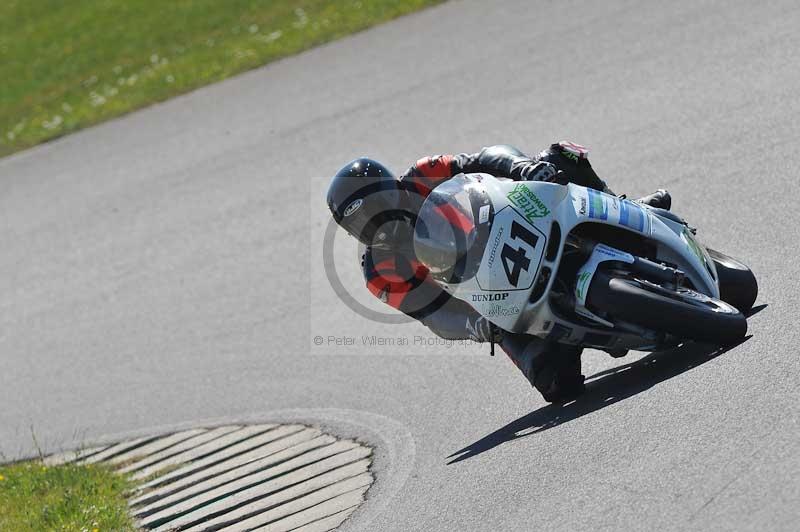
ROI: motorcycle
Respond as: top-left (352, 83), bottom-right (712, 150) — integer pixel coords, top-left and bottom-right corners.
top-left (412, 173), bottom-right (757, 353)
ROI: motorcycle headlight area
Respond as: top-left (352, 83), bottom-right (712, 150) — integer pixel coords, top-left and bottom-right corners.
top-left (413, 174), bottom-right (493, 284)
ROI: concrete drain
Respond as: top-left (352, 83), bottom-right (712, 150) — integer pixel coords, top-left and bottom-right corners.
top-left (46, 424), bottom-right (374, 531)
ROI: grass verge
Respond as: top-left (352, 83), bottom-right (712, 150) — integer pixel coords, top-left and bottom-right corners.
top-left (0, 0), bottom-right (443, 158)
top-left (0, 459), bottom-right (135, 531)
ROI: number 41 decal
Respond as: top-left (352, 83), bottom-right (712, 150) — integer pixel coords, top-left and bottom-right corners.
top-left (501, 221), bottom-right (539, 287)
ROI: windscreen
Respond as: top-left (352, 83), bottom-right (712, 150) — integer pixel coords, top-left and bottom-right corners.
top-left (413, 174), bottom-right (493, 284)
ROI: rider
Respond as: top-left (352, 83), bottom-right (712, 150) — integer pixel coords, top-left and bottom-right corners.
top-left (326, 143), bottom-right (671, 402)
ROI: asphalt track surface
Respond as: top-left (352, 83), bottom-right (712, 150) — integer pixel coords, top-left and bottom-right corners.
top-left (2, 0), bottom-right (799, 530)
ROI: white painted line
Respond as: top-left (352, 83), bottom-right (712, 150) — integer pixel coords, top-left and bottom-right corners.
top-left (116, 426), bottom-right (241, 474)
top-left (117, 425), bottom-right (243, 475)
top-left (131, 425), bottom-right (312, 498)
top-left (131, 432), bottom-right (332, 514)
top-left (252, 489), bottom-right (367, 532)
top-left (144, 451), bottom-right (370, 530)
top-left (132, 439), bottom-right (359, 519)
top-left (105, 429), bottom-right (207, 466)
top-left (271, 506), bottom-right (357, 532)
top-left (128, 424), bottom-right (275, 480)
top-left (42, 445), bottom-right (109, 466)
top-left (213, 473), bottom-right (372, 532)
top-left (43, 423), bottom-right (374, 531)
top-left (78, 435), bottom-right (159, 465)
top-left (167, 458), bottom-right (371, 532)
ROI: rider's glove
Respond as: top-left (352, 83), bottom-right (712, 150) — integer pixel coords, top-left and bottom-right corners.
top-left (540, 169), bottom-right (570, 185)
top-left (520, 161), bottom-right (557, 182)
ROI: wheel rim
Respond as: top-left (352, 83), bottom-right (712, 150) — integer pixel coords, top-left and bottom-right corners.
top-left (625, 278), bottom-right (740, 315)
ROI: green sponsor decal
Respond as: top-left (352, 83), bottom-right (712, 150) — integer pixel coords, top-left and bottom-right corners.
top-left (507, 184), bottom-right (550, 223)
top-left (576, 271), bottom-right (592, 300)
top-left (591, 192), bottom-right (606, 217)
top-left (562, 150), bottom-right (579, 162)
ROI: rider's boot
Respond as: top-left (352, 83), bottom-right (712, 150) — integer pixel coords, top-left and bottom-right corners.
top-left (533, 350), bottom-right (585, 403)
top-left (635, 189), bottom-right (672, 210)
top-left (501, 334), bottom-right (586, 403)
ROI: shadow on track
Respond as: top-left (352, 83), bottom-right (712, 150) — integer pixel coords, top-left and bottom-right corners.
top-left (447, 306), bottom-right (766, 464)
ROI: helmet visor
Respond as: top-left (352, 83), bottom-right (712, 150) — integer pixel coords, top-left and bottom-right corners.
top-left (334, 178), bottom-right (404, 246)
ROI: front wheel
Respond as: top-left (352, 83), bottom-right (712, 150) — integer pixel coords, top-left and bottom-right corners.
top-left (707, 248), bottom-right (758, 312)
top-left (587, 270), bottom-right (747, 345)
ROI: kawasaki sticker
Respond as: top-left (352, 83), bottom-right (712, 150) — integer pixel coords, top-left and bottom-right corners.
top-left (507, 184), bottom-right (550, 223)
top-left (573, 243), bottom-right (635, 325)
top-left (578, 188), bottom-right (650, 235)
top-left (575, 271), bottom-right (592, 300)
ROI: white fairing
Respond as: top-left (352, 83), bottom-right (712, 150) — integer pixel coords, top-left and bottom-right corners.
top-left (439, 176), bottom-right (567, 332)
top-left (573, 244), bottom-right (634, 326)
top-left (650, 215), bottom-right (719, 297)
top-left (423, 174), bottom-right (722, 350)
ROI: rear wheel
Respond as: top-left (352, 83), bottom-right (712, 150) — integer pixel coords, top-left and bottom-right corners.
top-left (587, 270), bottom-right (747, 345)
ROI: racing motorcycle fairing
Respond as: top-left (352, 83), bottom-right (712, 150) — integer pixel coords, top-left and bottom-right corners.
top-left (413, 173), bottom-right (730, 352)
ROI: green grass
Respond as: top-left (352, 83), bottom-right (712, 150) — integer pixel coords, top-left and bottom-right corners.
top-left (0, 459), bottom-right (135, 531)
top-left (0, 0), bottom-right (442, 157)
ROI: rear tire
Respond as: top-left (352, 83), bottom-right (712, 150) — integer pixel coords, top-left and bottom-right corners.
top-left (707, 248), bottom-right (758, 312)
top-left (587, 270), bottom-right (747, 345)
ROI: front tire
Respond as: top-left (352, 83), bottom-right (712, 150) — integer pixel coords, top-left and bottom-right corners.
top-left (707, 248), bottom-right (758, 312)
top-left (587, 270), bottom-right (747, 345)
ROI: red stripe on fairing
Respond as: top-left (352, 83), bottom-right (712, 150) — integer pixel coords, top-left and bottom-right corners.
top-left (434, 203), bottom-right (475, 235)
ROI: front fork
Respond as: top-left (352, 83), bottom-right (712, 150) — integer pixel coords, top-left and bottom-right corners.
top-left (573, 242), bottom-right (685, 327)
top-left (629, 255), bottom-right (685, 288)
